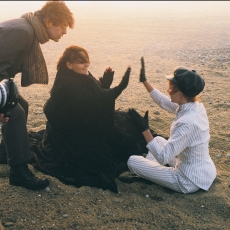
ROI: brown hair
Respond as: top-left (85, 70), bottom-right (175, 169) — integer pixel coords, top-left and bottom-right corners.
top-left (57, 45), bottom-right (90, 70)
top-left (36, 0), bottom-right (74, 28)
top-left (167, 80), bottom-right (199, 102)
top-left (167, 80), bottom-right (179, 95)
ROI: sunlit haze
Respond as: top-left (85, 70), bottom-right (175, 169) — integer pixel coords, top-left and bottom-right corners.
top-left (1, 1), bottom-right (229, 77)
top-left (0, 1), bottom-right (230, 22)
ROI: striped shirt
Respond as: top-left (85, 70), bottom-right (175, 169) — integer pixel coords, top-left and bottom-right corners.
top-left (147, 88), bottom-right (216, 191)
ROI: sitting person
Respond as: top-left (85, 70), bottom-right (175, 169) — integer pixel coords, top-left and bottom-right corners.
top-left (31, 46), bottom-right (149, 192)
top-left (126, 57), bottom-right (216, 194)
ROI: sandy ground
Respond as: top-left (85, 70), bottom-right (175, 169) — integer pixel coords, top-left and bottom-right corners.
top-left (0, 12), bottom-right (230, 230)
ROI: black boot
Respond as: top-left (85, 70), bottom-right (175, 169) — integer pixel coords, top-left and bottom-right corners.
top-left (9, 164), bottom-right (50, 190)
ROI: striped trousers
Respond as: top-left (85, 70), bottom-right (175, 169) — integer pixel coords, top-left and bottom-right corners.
top-left (127, 152), bottom-right (200, 194)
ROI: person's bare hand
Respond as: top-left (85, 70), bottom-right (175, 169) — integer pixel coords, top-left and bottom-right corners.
top-left (0, 114), bottom-right (9, 123)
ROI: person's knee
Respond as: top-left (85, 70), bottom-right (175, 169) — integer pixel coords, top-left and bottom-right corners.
top-left (6, 105), bottom-right (26, 122)
top-left (127, 155), bottom-right (143, 170)
top-left (21, 101), bottom-right (28, 115)
top-left (19, 96), bottom-right (28, 120)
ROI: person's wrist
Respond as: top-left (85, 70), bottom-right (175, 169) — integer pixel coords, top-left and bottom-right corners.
top-left (142, 128), bottom-right (149, 133)
top-left (142, 129), bottom-right (154, 143)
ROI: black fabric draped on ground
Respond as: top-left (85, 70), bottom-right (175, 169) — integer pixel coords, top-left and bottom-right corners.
top-left (29, 111), bottom-right (159, 193)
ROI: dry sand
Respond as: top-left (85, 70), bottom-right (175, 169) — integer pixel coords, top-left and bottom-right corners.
top-left (0, 11), bottom-right (230, 230)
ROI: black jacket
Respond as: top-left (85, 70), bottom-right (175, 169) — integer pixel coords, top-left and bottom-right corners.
top-left (44, 66), bottom-right (119, 137)
top-left (41, 67), bottom-right (132, 192)
top-left (32, 66), bottom-right (146, 192)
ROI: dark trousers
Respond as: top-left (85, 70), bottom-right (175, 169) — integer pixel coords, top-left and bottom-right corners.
top-left (1, 95), bottom-right (32, 166)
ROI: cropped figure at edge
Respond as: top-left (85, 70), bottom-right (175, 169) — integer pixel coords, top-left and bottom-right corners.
top-left (0, 1), bottom-right (74, 190)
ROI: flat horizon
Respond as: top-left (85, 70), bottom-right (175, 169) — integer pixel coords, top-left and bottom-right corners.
top-left (0, 1), bottom-right (230, 22)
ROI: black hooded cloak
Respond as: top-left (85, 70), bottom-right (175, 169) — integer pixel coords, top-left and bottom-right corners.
top-left (30, 66), bottom-right (150, 192)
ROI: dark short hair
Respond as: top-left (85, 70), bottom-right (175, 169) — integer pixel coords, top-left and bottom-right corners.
top-left (166, 67), bottom-right (205, 97)
top-left (36, 0), bottom-right (74, 28)
top-left (57, 45), bottom-right (90, 70)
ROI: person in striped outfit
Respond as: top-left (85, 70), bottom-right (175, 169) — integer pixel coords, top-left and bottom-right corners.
top-left (127, 58), bottom-right (216, 194)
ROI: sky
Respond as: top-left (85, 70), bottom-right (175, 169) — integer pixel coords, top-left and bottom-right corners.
top-left (0, 1), bottom-right (230, 22)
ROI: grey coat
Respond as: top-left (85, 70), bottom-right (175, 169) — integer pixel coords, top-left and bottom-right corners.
top-left (0, 18), bottom-right (34, 80)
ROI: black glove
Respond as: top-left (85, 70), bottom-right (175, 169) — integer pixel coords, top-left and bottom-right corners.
top-left (118, 67), bottom-right (131, 90)
top-left (99, 69), bottom-right (114, 89)
top-left (128, 108), bottom-right (149, 132)
top-left (140, 57), bottom-right (147, 82)
top-left (113, 67), bottom-right (131, 98)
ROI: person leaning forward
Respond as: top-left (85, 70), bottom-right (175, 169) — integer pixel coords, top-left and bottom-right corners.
top-left (0, 1), bottom-right (74, 190)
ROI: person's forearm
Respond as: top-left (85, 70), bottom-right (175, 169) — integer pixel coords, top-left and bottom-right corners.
top-left (142, 129), bottom-right (154, 143)
top-left (112, 85), bottom-right (123, 99)
top-left (143, 81), bottom-right (153, 93)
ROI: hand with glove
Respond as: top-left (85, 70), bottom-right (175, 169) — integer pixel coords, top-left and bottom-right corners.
top-left (139, 57), bottom-right (154, 93)
top-left (118, 66), bottom-right (131, 90)
top-left (113, 67), bottom-right (131, 99)
top-left (128, 108), bottom-right (149, 132)
top-left (99, 67), bottom-right (114, 89)
top-left (140, 57), bottom-right (147, 82)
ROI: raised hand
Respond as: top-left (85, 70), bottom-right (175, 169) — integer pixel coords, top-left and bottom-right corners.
top-left (113, 67), bottom-right (131, 99)
top-left (128, 108), bottom-right (149, 132)
top-left (118, 67), bottom-right (131, 90)
top-left (99, 67), bottom-right (114, 89)
top-left (140, 57), bottom-right (147, 82)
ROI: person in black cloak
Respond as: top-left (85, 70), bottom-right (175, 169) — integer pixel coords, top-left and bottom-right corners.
top-left (30, 45), bottom-right (150, 192)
